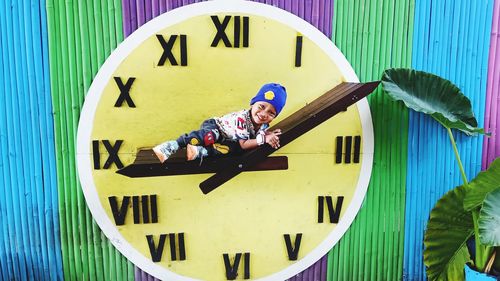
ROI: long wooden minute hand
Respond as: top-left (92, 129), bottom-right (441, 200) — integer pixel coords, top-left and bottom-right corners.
top-left (199, 81), bottom-right (380, 194)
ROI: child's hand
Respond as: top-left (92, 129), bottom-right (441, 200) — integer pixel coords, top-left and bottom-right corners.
top-left (265, 129), bottom-right (282, 149)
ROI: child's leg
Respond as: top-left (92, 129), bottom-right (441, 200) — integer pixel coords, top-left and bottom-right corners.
top-left (176, 119), bottom-right (220, 147)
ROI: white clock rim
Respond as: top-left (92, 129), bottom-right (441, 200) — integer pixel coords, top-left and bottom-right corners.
top-left (76, 1), bottom-right (374, 280)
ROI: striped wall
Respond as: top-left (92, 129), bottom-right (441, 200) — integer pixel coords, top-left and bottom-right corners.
top-left (328, 0), bottom-right (413, 280)
top-left (405, 1), bottom-right (495, 280)
top-left (0, 0), bottom-right (63, 280)
top-left (0, 0), bottom-right (499, 280)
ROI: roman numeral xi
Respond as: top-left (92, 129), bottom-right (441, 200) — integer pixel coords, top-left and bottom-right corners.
top-left (156, 34), bottom-right (188, 66)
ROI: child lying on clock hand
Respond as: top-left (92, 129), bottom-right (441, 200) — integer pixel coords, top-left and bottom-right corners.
top-left (153, 83), bottom-right (287, 163)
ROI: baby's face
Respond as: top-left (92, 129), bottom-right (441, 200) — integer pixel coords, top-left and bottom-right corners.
top-left (250, 101), bottom-right (277, 125)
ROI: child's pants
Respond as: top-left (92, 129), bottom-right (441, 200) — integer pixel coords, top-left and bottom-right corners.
top-left (176, 119), bottom-right (243, 157)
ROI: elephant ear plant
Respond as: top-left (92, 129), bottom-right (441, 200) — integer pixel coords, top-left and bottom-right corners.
top-left (381, 68), bottom-right (500, 280)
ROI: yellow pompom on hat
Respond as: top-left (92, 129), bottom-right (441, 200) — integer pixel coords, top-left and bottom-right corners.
top-left (250, 83), bottom-right (287, 116)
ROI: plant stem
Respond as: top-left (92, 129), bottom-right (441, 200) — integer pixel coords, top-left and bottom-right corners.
top-left (446, 128), bottom-right (468, 184)
top-left (446, 128), bottom-right (489, 269)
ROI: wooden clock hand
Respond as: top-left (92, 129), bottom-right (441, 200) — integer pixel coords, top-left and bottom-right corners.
top-left (116, 149), bottom-right (288, 177)
top-left (199, 81), bottom-right (380, 194)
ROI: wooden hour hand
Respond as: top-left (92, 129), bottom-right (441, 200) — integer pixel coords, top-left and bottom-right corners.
top-left (116, 149), bottom-right (288, 178)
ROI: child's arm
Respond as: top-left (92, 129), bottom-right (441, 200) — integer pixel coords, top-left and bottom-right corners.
top-left (239, 129), bottom-right (282, 150)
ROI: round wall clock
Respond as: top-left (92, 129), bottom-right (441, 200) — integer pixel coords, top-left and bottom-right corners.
top-left (76, 1), bottom-right (374, 280)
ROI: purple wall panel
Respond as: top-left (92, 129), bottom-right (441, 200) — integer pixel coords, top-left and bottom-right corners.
top-left (121, 0), bottom-right (333, 280)
top-left (483, 0), bottom-right (500, 169)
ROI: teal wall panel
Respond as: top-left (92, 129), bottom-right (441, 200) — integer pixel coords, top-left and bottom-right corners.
top-left (405, 0), bottom-right (495, 280)
top-left (0, 0), bottom-right (63, 280)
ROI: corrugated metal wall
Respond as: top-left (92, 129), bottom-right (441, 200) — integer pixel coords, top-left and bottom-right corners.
top-left (1, 0), bottom-right (500, 280)
top-left (0, 0), bottom-right (63, 280)
top-left (483, 0), bottom-right (500, 171)
top-left (405, 1), bottom-right (494, 280)
top-left (45, 0), bottom-right (134, 280)
top-left (328, 0), bottom-right (413, 280)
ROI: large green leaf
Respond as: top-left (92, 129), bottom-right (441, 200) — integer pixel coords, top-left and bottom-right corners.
top-left (479, 188), bottom-right (500, 246)
top-left (381, 68), bottom-right (486, 135)
top-left (464, 158), bottom-right (500, 211)
top-left (424, 185), bottom-right (474, 281)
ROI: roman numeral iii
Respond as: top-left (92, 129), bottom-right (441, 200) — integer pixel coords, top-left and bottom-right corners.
top-left (147, 233), bottom-right (186, 262)
top-left (335, 135), bottom-right (361, 164)
top-left (223, 252), bottom-right (250, 280)
top-left (108, 195), bottom-right (158, 225)
top-left (211, 15), bottom-right (249, 48)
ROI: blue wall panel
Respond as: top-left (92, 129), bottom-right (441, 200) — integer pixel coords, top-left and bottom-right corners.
top-left (0, 0), bottom-right (63, 280)
top-left (404, 0), bottom-right (495, 280)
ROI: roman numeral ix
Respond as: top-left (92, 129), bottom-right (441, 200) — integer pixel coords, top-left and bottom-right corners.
top-left (92, 139), bottom-right (124, 169)
top-left (335, 135), bottom-right (361, 164)
top-left (211, 15), bottom-right (249, 48)
top-left (108, 195), bottom-right (158, 225)
top-left (147, 233), bottom-right (186, 262)
top-left (223, 252), bottom-right (250, 280)
top-left (318, 196), bottom-right (344, 223)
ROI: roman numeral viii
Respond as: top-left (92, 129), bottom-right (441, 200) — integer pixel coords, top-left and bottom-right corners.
top-left (147, 233), bottom-right (186, 262)
top-left (92, 140), bottom-right (123, 169)
top-left (156, 34), bottom-right (188, 66)
top-left (223, 252), bottom-right (250, 280)
top-left (318, 196), bottom-right (344, 223)
top-left (335, 135), bottom-right (361, 164)
top-left (211, 15), bottom-right (249, 48)
top-left (108, 195), bottom-right (158, 225)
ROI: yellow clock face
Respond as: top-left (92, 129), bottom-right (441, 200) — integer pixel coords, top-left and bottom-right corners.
top-left (77, 1), bottom-right (373, 280)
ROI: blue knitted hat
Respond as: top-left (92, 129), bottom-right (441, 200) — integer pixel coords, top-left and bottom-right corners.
top-left (250, 83), bottom-right (287, 116)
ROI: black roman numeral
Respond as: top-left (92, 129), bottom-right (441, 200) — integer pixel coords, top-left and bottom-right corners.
top-left (295, 35), bottom-right (303, 67)
top-left (114, 77), bottom-right (136, 107)
top-left (211, 15), bottom-right (249, 48)
top-left (147, 233), bottom-right (186, 262)
top-left (108, 195), bottom-right (158, 225)
top-left (318, 196), bottom-right (344, 223)
top-left (335, 135), bottom-right (361, 164)
top-left (92, 140), bottom-right (124, 169)
top-left (284, 233), bottom-right (302, 260)
top-left (156, 34), bottom-right (188, 66)
top-left (223, 252), bottom-right (250, 280)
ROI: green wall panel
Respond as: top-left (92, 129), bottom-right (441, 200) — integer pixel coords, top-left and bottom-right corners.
top-left (45, 0), bottom-right (133, 280)
top-left (327, 0), bottom-right (414, 280)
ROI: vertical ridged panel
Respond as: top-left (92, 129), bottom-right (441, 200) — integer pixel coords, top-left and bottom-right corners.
top-left (45, 0), bottom-right (134, 279)
top-left (120, 1), bottom-right (333, 280)
top-left (0, 0), bottom-right (63, 280)
top-left (405, 0), bottom-right (495, 280)
top-left (483, 0), bottom-right (500, 169)
top-left (328, 0), bottom-right (413, 280)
